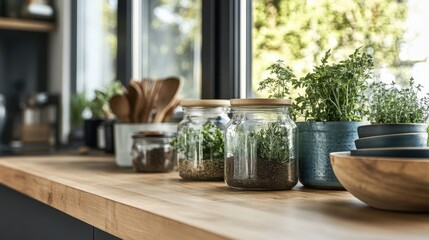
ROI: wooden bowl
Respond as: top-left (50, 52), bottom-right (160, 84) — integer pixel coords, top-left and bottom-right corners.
top-left (330, 152), bottom-right (429, 212)
top-left (354, 132), bottom-right (428, 149)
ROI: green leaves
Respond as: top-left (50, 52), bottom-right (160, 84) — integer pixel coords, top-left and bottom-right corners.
top-left (260, 47), bottom-right (373, 122)
top-left (254, 122), bottom-right (292, 163)
top-left (295, 48), bottom-right (373, 121)
top-left (171, 122), bottom-right (225, 160)
top-left (231, 121), bottom-right (293, 164)
top-left (368, 78), bottom-right (429, 123)
top-left (88, 81), bottom-right (124, 119)
top-left (253, 0), bottom-right (407, 91)
top-left (257, 60), bottom-right (296, 99)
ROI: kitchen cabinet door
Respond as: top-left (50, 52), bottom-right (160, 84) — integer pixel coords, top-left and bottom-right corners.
top-left (0, 184), bottom-right (93, 240)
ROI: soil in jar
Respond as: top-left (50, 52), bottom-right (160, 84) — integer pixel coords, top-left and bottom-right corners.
top-left (178, 158), bottom-right (224, 180)
top-left (225, 157), bottom-right (297, 190)
top-left (133, 148), bottom-right (175, 173)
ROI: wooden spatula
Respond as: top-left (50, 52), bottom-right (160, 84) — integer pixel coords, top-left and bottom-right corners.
top-left (153, 77), bottom-right (181, 123)
top-left (109, 94), bottom-right (130, 123)
top-left (127, 81), bottom-right (143, 123)
top-left (162, 98), bottom-right (181, 122)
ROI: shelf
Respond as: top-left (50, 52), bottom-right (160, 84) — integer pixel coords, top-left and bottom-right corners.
top-left (0, 17), bottom-right (55, 32)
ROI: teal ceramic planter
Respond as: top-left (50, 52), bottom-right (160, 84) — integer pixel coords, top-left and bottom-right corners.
top-left (298, 121), bottom-right (365, 189)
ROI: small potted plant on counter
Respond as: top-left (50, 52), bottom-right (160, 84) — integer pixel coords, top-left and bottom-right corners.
top-left (355, 78), bottom-right (429, 150)
top-left (260, 47), bottom-right (373, 189)
top-left (69, 92), bottom-right (88, 143)
top-left (84, 81), bottom-right (123, 149)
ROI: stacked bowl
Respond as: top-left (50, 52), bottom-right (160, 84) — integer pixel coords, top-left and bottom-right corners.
top-left (352, 123), bottom-right (428, 157)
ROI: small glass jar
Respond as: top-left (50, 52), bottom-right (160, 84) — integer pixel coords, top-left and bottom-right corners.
top-left (175, 100), bottom-right (230, 180)
top-left (131, 131), bottom-right (176, 173)
top-left (225, 99), bottom-right (298, 190)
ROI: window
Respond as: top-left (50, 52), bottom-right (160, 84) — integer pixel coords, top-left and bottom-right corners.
top-left (248, 0), bottom-right (429, 97)
top-left (75, 0), bottom-right (118, 98)
top-left (132, 0), bottom-right (202, 99)
top-left (72, 0), bottom-right (241, 100)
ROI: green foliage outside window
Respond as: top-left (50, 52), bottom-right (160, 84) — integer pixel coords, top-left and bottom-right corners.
top-left (253, 0), bottom-right (408, 97)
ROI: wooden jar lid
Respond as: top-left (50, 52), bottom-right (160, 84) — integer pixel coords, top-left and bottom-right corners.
top-left (132, 131), bottom-right (175, 138)
top-left (230, 98), bottom-right (292, 106)
top-left (181, 99), bottom-right (230, 107)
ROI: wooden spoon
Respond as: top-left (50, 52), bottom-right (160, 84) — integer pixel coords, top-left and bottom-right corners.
top-left (144, 80), bottom-right (162, 123)
top-left (109, 94), bottom-right (130, 123)
top-left (138, 79), bottom-right (149, 122)
top-left (127, 82), bottom-right (143, 123)
top-left (162, 98), bottom-right (181, 122)
top-left (153, 77), bottom-right (181, 123)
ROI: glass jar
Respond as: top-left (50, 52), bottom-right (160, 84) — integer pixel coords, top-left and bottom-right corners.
top-left (131, 131), bottom-right (176, 173)
top-left (225, 99), bottom-right (298, 190)
top-left (174, 100), bottom-right (230, 180)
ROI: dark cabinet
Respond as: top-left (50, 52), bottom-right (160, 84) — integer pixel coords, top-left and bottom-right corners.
top-left (0, 185), bottom-right (119, 240)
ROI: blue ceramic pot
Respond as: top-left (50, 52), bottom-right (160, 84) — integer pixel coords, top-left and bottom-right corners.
top-left (298, 121), bottom-right (365, 189)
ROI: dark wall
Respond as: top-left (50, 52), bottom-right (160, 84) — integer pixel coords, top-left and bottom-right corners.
top-left (0, 30), bottom-right (48, 144)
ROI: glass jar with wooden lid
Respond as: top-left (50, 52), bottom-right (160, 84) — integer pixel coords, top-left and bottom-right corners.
top-left (173, 99), bottom-right (230, 180)
top-left (225, 98), bottom-right (298, 190)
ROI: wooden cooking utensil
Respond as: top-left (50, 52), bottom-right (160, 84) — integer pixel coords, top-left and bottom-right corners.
top-left (127, 82), bottom-right (143, 123)
top-left (142, 79), bottom-right (162, 123)
top-left (109, 94), bottom-right (130, 123)
top-left (153, 77), bottom-right (181, 123)
top-left (138, 79), bottom-right (149, 122)
top-left (162, 98), bottom-right (181, 122)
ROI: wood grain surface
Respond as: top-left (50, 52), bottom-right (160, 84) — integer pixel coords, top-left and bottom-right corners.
top-left (331, 152), bottom-right (429, 212)
top-left (0, 17), bottom-right (55, 32)
top-left (0, 156), bottom-right (428, 240)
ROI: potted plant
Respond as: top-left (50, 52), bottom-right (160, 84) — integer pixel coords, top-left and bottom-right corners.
top-left (260, 47), bottom-right (373, 189)
top-left (357, 79), bottom-right (429, 145)
top-left (69, 92), bottom-right (88, 143)
top-left (84, 82), bottom-right (123, 149)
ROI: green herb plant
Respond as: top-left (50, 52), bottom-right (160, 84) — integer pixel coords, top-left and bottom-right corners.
top-left (368, 78), bottom-right (429, 123)
top-left (258, 47), bottom-right (373, 122)
top-left (172, 122), bottom-right (225, 160)
top-left (88, 81), bottom-right (123, 119)
top-left (252, 122), bottom-right (293, 164)
top-left (257, 60), bottom-right (296, 99)
top-left (295, 48), bottom-right (373, 121)
top-left (249, 60), bottom-right (296, 163)
top-left (70, 92), bottom-right (88, 128)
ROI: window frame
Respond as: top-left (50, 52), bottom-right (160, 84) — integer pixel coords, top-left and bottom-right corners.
top-left (71, 0), bottom-right (245, 99)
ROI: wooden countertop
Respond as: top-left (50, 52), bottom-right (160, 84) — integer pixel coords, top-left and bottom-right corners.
top-left (0, 156), bottom-right (428, 240)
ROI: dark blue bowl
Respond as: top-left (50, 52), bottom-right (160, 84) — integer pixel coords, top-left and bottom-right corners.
top-left (355, 133), bottom-right (428, 149)
top-left (357, 123), bottom-right (428, 139)
top-left (351, 147), bottom-right (429, 158)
